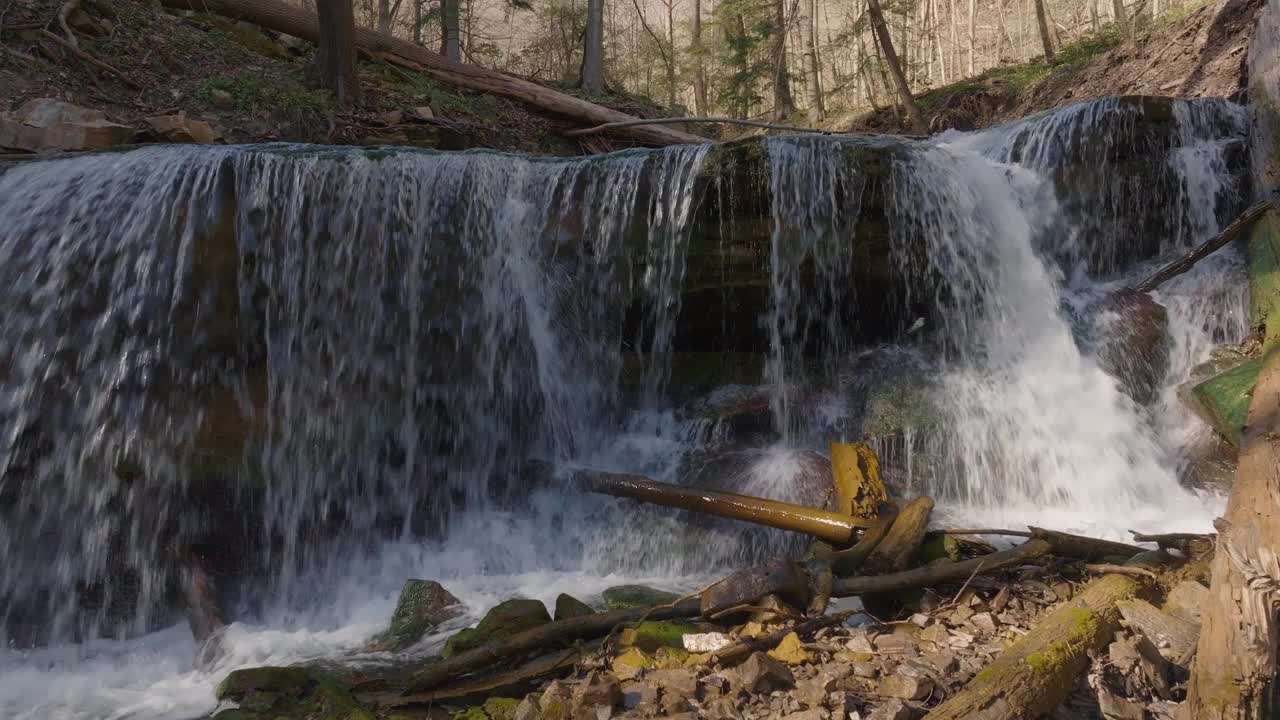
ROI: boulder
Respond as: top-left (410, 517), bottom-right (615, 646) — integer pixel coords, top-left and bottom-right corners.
top-left (369, 579), bottom-right (463, 652)
top-left (733, 651), bottom-right (795, 693)
top-left (214, 666), bottom-right (374, 720)
top-left (482, 697), bottom-right (521, 720)
top-left (571, 671), bottom-right (621, 719)
top-left (442, 598), bottom-right (550, 658)
top-left (878, 673), bottom-right (933, 701)
top-left (600, 585), bottom-right (679, 610)
top-left (1092, 289), bottom-right (1170, 406)
top-left (144, 113), bottom-right (223, 144)
top-left (1184, 356), bottom-right (1262, 446)
top-left (553, 593), bottom-right (595, 621)
top-left (0, 99), bottom-right (134, 152)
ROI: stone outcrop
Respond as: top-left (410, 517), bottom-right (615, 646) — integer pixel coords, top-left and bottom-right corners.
top-left (0, 98), bottom-right (135, 152)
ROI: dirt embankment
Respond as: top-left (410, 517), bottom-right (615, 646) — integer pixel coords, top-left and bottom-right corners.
top-left (846, 0), bottom-right (1263, 135)
top-left (0, 0), bottom-right (668, 154)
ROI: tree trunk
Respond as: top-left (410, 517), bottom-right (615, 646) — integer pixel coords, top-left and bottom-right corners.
top-left (928, 572), bottom-right (1145, 720)
top-left (734, 12), bottom-right (751, 118)
top-left (933, 0), bottom-right (949, 81)
top-left (1187, 207), bottom-right (1280, 720)
top-left (857, 33), bottom-right (880, 110)
top-left (866, 0), bottom-right (924, 131)
top-left (440, 0), bottom-right (460, 61)
top-left (799, 0), bottom-right (824, 120)
top-left (160, 0), bottom-right (703, 145)
top-left (666, 0), bottom-right (677, 109)
top-left (581, 0), bottom-right (605, 92)
top-left (315, 0), bottom-right (361, 105)
top-left (1089, 0), bottom-right (1098, 31)
top-left (771, 0), bottom-right (796, 120)
top-left (412, 0), bottom-right (422, 44)
top-left (870, 26), bottom-right (900, 122)
top-left (832, 539), bottom-right (1052, 597)
top-left (864, 496), bottom-right (934, 572)
top-left (967, 0), bottom-right (976, 75)
top-left (1112, 0), bottom-right (1129, 35)
top-left (947, 0), bottom-right (960, 78)
top-left (1033, 0), bottom-right (1054, 61)
top-left (691, 0), bottom-right (707, 115)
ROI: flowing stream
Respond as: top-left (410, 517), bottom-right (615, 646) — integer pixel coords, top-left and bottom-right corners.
top-left (0, 96), bottom-right (1252, 719)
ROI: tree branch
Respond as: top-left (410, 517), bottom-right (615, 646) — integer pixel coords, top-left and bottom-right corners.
top-left (566, 115), bottom-right (832, 137)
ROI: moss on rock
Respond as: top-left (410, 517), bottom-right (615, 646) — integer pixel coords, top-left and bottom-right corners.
top-left (1189, 357), bottom-right (1263, 447)
top-left (443, 598), bottom-right (550, 658)
top-left (370, 579), bottom-right (463, 652)
top-left (215, 666), bottom-right (374, 720)
top-left (552, 593), bottom-right (595, 621)
top-left (600, 585), bottom-right (679, 609)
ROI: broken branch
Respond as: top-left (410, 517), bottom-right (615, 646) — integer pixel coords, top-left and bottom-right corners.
top-left (832, 539), bottom-right (1052, 597)
top-left (1134, 199), bottom-right (1273, 293)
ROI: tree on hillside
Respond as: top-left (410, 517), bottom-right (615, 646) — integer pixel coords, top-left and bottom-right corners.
top-left (582, 0), bottom-right (606, 91)
top-left (377, 0), bottom-right (403, 33)
top-left (712, 0), bottom-right (772, 118)
top-left (442, 0), bottom-right (462, 60)
top-left (316, 0), bottom-right (361, 105)
top-left (866, 0), bottom-right (923, 130)
top-left (771, 0), bottom-right (796, 119)
top-left (1033, 0), bottom-right (1054, 61)
top-left (799, 0), bottom-right (824, 120)
top-left (691, 0), bottom-right (709, 115)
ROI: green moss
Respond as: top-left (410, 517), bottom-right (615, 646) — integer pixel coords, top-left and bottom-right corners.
top-left (553, 593), bottom-right (596, 621)
top-left (372, 579), bottom-right (462, 651)
top-left (196, 70), bottom-right (336, 115)
top-left (215, 666), bottom-right (374, 720)
top-left (379, 62), bottom-right (500, 116)
top-left (483, 697), bottom-right (521, 720)
top-left (1190, 358), bottom-right (1263, 446)
top-left (443, 598), bottom-right (550, 658)
top-left (626, 621), bottom-right (702, 651)
top-left (452, 708), bottom-right (490, 720)
top-left (1249, 209), bottom-right (1280, 352)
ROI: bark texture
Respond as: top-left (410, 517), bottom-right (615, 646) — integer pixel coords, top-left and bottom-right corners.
top-left (581, 0), bottom-right (605, 92)
top-left (772, 0), bottom-right (796, 120)
top-left (440, 0), bottom-right (461, 61)
top-left (159, 0), bottom-right (704, 145)
top-left (315, 0), bottom-right (361, 105)
top-left (866, 0), bottom-right (924, 131)
top-left (928, 572), bottom-right (1143, 720)
top-left (1034, 0), bottom-right (1055, 61)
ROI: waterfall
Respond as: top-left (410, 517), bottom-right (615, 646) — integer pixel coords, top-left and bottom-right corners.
top-left (0, 96), bottom-right (1253, 720)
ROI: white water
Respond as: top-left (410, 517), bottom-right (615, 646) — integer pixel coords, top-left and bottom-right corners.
top-left (0, 97), bottom-right (1251, 719)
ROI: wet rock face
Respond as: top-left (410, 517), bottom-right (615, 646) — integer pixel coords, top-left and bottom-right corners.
top-left (601, 585), bottom-right (680, 610)
top-left (214, 666), bottom-right (373, 720)
top-left (1092, 289), bottom-right (1171, 406)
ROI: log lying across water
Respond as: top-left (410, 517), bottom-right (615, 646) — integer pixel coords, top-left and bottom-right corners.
top-left (832, 539), bottom-right (1053, 597)
top-left (577, 469), bottom-right (874, 544)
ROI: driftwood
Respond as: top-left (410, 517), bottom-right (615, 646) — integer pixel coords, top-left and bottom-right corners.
top-left (404, 597), bottom-right (700, 693)
top-left (1133, 200), bottom-right (1273, 292)
top-left (390, 646), bottom-right (584, 706)
top-left (829, 441), bottom-right (888, 520)
top-left (832, 502), bottom-right (898, 576)
top-left (832, 539), bottom-right (1052, 598)
top-left (863, 496), bottom-right (934, 573)
top-left (158, 0), bottom-right (703, 146)
top-left (700, 560), bottom-right (810, 619)
top-left (1117, 598), bottom-right (1199, 666)
top-left (578, 470), bottom-right (873, 544)
top-left (804, 542), bottom-right (834, 616)
top-left (1130, 531), bottom-right (1215, 556)
top-left (706, 610), bottom-right (859, 667)
top-left (945, 526), bottom-right (1144, 561)
top-left (927, 570), bottom-right (1147, 720)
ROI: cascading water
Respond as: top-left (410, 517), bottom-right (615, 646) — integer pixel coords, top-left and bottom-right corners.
top-left (0, 95), bottom-right (1253, 719)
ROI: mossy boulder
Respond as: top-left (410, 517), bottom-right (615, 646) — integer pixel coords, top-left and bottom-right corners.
top-left (1248, 208), bottom-right (1280, 351)
top-left (1186, 357), bottom-right (1262, 447)
top-left (482, 697), bottom-right (521, 720)
top-left (215, 666), bottom-right (374, 720)
top-left (601, 585), bottom-right (679, 610)
top-left (369, 579), bottom-right (464, 652)
top-left (553, 593), bottom-right (595, 621)
top-left (442, 598), bottom-right (550, 658)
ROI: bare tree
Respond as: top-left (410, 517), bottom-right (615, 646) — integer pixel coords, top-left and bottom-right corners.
top-left (691, 0), bottom-right (707, 114)
top-left (441, 0), bottom-right (461, 60)
top-left (413, 0), bottom-right (423, 44)
top-left (582, 0), bottom-right (606, 92)
top-left (867, 0), bottom-right (924, 130)
top-left (1033, 0), bottom-right (1053, 61)
top-left (772, 0), bottom-right (796, 119)
top-left (1111, 0), bottom-right (1128, 35)
top-left (316, 0), bottom-right (361, 105)
top-left (967, 0), bottom-right (976, 74)
top-left (799, 0), bottom-right (825, 120)
top-left (377, 0), bottom-right (404, 33)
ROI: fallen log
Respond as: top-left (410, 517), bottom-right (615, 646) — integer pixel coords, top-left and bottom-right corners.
top-left (926, 570), bottom-right (1147, 720)
top-left (158, 0), bottom-right (704, 146)
top-left (577, 470), bottom-right (873, 544)
top-left (403, 597), bottom-right (700, 693)
top-left (706, 610), bottom-right (858, 667)
top-left (564, 116), bottom-right (834, 137)
top-left (832, 502), bottom-right (898, 576)
top-left (1133, 200), bottom-right (1273, 293)
top-left (1028, 526), bottom-right (1145, 561)
top-left (864, 496), bottom-right (934, 573)
top-left (832, 539), bottom-right (1052, 598)
top-left (389, 646), bottom-right (584, 707)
